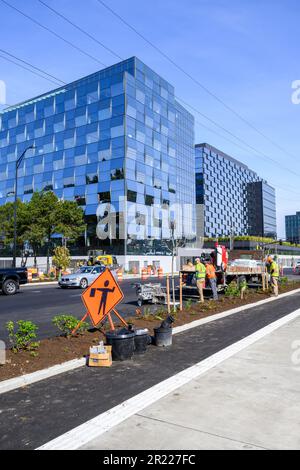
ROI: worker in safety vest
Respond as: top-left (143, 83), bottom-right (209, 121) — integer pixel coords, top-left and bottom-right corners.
top-left (206, 260), bottom-right (218, 300)
top-left (195, 257), bottom-right (206, 303)
top-left (269, 257), bottom-right (279, 297)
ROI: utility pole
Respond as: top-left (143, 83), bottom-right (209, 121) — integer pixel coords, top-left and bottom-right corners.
top-left (12, 145), bottom-right (35, 268)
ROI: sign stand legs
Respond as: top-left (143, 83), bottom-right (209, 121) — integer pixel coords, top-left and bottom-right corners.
top-left (112, 308), bottom-right (128, 327)
top-left (72, 309), bottom-right (128, 336)
top-left (71, 312), bottom-right (88, 336)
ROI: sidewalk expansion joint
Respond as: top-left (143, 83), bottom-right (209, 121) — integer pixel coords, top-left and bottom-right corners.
top-left (135, 413), bottom-right (269, 450)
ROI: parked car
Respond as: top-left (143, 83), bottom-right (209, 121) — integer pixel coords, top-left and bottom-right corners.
top-left (59, 265), bottom-right (117, 289)
top-left (0, 267), bottom-right (28, 295)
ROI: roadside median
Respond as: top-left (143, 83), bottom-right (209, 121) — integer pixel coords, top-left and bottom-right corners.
top-left (1, 281), bottom-right (300, 390)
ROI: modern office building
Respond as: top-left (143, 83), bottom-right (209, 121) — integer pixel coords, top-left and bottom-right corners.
top-left (286, 212), bottom-right (300, 243)
top-left (246, 180), bottom-right (277, 238)
top-left (195, 143), bottom-right (277, 239)
top-left (0, 57), bottom-right (196, 269)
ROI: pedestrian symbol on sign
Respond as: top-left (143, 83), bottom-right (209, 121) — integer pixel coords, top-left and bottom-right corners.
top-left (79, 268), bottom-right (126, 329)
top-left (90, 280), bottom-right (116, 318)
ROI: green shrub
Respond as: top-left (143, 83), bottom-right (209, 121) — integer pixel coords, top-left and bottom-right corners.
top-left (6, 320), bottom-right (39, 352)
top-left (52, 315), bottom-right (89, 337)
top-left (52, 246), bottom-right (71, 272)
top-left (225, 281), bottom-right (240, 298)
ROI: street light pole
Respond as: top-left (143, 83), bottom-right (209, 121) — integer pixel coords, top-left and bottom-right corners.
top-left (12, 145), bottom-right (35, 268)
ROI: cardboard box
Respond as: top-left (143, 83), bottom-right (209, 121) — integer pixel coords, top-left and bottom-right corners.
top-left (89, 357), bottom-right (112, 368)
top-left (89, 351), bottom-right (110, 360)
top-left (88, 346), bottom-right (112, 368)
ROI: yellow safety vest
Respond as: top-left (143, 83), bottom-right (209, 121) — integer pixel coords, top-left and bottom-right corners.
top-left (195, 263), bottom-right (206, 280)
top-left (270, 262), bottom-right (279, 278)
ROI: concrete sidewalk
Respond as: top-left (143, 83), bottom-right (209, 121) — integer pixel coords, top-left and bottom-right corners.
top-left (82, 316), bottom-right (300, 451)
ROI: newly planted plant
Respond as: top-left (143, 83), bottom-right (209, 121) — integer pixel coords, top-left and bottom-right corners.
top-left (52, 315), bottom-right (89, 337)
top-left (141, 307), bottom-right (154, 321)
top-left (225, 281), bottom-right (240, 298)
top-left (6, 320), bottom-right (39, 352)
top-left (185, 298), bottom-right (193, 311)
top-left (279, 276), bottom-right (288, 286)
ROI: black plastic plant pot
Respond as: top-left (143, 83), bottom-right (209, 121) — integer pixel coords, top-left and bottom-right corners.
top-left (134, 328), bottom-right (151, 355)
top-left (160, 315), bottom-right (175, 329)
top-left (106, 328), bottom-right (135, 361)
top-left (154, 326), bottom-right (173, 347)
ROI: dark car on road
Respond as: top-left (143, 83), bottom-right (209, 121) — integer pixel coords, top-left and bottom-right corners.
top-left (0, 267), bottom-right (28, 295)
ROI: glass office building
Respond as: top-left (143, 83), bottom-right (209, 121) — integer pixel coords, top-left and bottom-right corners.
top-left (195, 143), bottom-right (277, 238)
top-left (0, 57), bottom-right (196, 256)
top-left (247, 181), bottom-right (277, 238)
top-left (286, 212), bottom-right (300, 243)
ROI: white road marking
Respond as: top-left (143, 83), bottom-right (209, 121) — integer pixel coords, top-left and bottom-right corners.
top-left (37, 307), bottom-right (300, 450)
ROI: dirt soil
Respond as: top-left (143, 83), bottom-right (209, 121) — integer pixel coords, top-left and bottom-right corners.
top-left (1, 282), bottom-right (300, 382)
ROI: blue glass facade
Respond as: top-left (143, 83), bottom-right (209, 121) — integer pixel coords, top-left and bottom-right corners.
top-left (0, 57), bottom-right (196, 255)
top-left (195, 143), bottom-right (277, 238)
top-left (247, 181), bottom-right (277, 238)
top-left (286, 212), bottom-right (300, 243)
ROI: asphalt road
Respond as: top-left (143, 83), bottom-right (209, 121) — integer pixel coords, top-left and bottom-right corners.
top-left (0, 277), bottom-right (170, 342)
top-left (0, 268), bottom-right (299, 343)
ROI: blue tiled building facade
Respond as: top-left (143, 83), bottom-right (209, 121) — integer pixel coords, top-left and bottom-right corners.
top-left (286, 212), bottom-right (300, 243)
top-left (0, 58), bottom-right (196, 255)
top-left (195, 143), bottom-right (277, 239)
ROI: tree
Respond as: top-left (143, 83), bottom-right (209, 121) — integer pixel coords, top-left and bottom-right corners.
top-left (55, 199), bottom-right (86, 246)
top-left (25, 192), bottom-right (57, 272)
top-left (52, 246), bottom-right (71, 277)
top-left (0, 192), bottom-right (86, 271)
top-left (0, 200), bottom-right (28, 252)
top-left (26, 192), bottom-right (85, 272)
top-left (22, 224), bottom-right (46, 268)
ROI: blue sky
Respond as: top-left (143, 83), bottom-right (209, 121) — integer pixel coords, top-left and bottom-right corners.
top-left (0, 0), bottom-right (299, 237)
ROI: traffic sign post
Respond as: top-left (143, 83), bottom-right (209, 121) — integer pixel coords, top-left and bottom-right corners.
top-left (72, 268), bottom-right (127, 335)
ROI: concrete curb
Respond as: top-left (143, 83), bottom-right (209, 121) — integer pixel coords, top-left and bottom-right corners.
top-left (0, 358), bottom-right (86, 395)
top-left (23, 282), bottom-right (58, 287)
top-left (1, 287), bottom-right (300, 396)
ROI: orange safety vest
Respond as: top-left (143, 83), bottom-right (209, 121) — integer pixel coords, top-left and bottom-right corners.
top-left (206, 264), bottom-right (216, 279)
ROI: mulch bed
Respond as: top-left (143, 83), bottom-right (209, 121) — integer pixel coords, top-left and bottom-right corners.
top-left (1, 282), bottom-right (300, 383)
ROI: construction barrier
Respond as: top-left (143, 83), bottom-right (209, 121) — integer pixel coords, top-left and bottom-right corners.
top-left (158, 267), bottom-right (164, 278)
top-left (117, 269), bottom-right (123, 281)
top-left (141, 268), bottom-right (148, 280)
top-left (62, 269), bottom-right (71, 276)
top-left (147, 266), bottom-right (152, 275)
top-left (27, 268), bottom-right (38, 282)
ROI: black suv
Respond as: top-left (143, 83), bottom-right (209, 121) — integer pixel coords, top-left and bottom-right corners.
top-left (0, 268), bottom-right (28, 295)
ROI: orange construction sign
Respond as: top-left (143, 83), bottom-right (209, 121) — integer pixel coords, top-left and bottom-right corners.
top-left (81, 268), bottom-right (124, 327)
